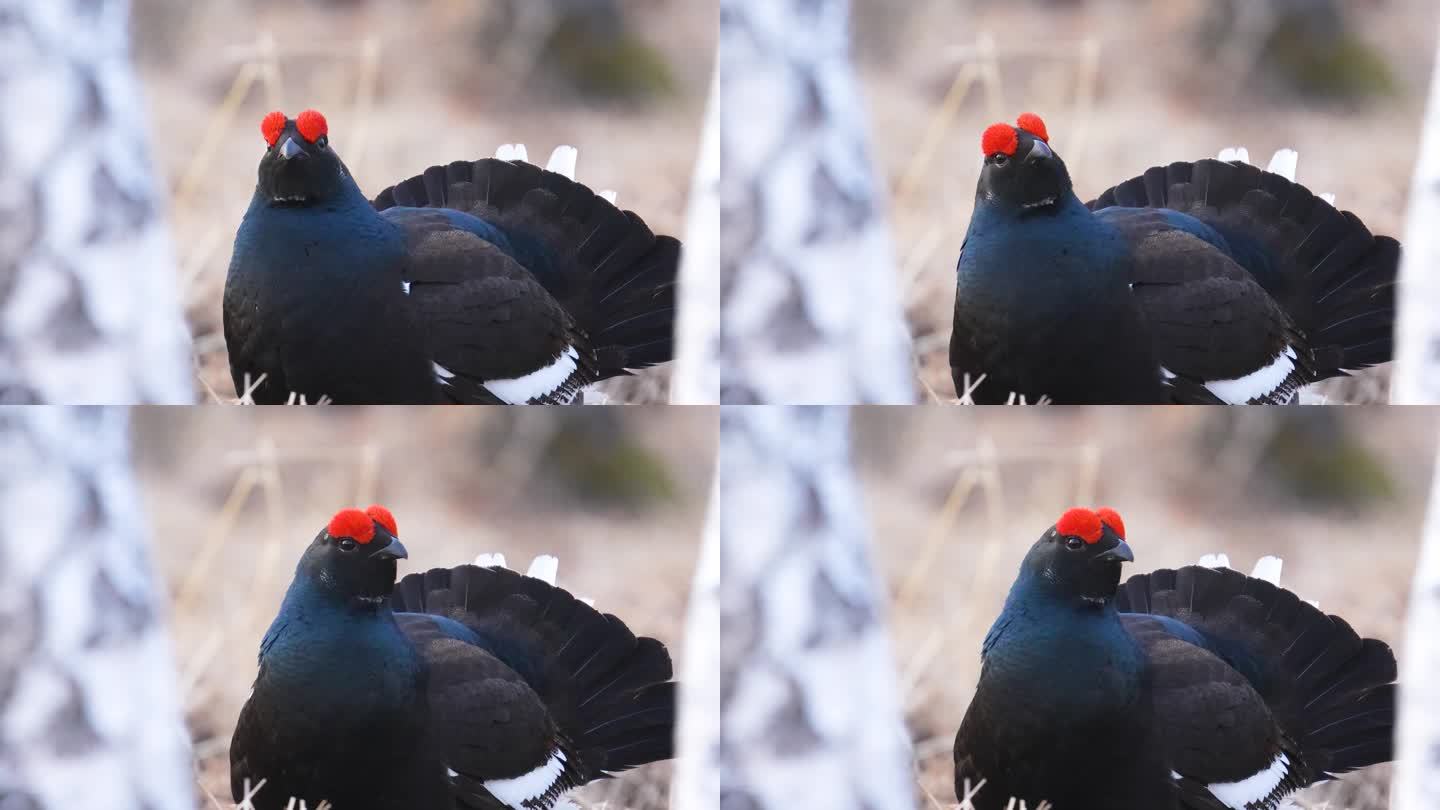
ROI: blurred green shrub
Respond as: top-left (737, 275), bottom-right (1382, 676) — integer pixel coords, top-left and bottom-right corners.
top-left (1265, 24), bottom-right (1396, 100)
top-left (469, 409), bottom-right (677, 511)
top-left (1196, 0), bottom-right (1396, 102)
top-left (479, 0), bottom-right (676, 104)
top-left (1258, 412), bottom-right (1395, 507)
top-left (542, 14), bottom-right (676, 101)
top-left (1197, 410), bottom-right (1395, 511)
top-left (537, 411), bottom-right (678, 510)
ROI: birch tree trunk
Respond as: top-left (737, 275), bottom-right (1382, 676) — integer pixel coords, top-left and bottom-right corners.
top-left (1390, 438), bottom-right (1440, 810)
top-left (719, 0), bottom-right (915, 405)
top-left (0, 408), bottom-right (193, 809)
top-left (719, 406), bottom-right (915, 810)
top-left (671, 66), bottom-right (721, 405)
top-left (1390, 25), bottom-right (1440, 404)
top-left (669, 55), bottom-right (721, 787)
top-left (0, 0), bottom-right (192, 405)
top-left (671, 474), bottom-right (720, 810)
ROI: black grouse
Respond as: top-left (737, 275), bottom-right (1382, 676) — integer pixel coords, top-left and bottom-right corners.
top-left (231, 506), bottom-right (675, 810)
top-left (953, 507), bottom-right (1396, 810)
top-left (950, 113), bottom-right (1399, 404)
top-left (224, 110), bottom-right (680, 404)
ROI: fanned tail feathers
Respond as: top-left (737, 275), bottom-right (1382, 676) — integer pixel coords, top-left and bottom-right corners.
top-left (1115, 564), bottom-right (1396, 779)
top-left (1088, 153), bottom-right (1399, 377)
top-left (372, 149), bottom-right (679, 378)
top-left (390, 558), bottom-right (676, 776)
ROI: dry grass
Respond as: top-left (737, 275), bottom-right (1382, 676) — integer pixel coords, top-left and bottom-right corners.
top-left (854, 0), bottom-right (1438, 404)
top-left (132, 0), bottom-right (712, 405)
top-left (130, 406), bottom-right (715, 809)
top-left (852, 407), bottom-right (1435, 809)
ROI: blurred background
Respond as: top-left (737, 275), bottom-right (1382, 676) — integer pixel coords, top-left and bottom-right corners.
top-left (132, 405), bottom-right (715, 809)
top-left (853, 406), bottom-right (1435, 809)
top-left (852, 0), bottom-right (1439, 404)
top-left (129, 0), bottom-right (714, 403)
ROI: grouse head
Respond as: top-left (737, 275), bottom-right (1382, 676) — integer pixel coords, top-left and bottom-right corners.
top-left (976, 113), bottom-right (1073, 215)
top-left (256, 109), bottom-right (354, 206)
top-left (1017, 507), bottom-right (1132, 606)
top-left (295, 505), bottom-right (408, 606)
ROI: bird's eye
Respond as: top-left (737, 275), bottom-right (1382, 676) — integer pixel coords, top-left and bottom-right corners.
top-left (316, 136), bottom-right (328, 149)
top-left (1065, 536), bottom-right (1084, 550)
top-left (338, 538), bottom-right (358, 552)
top-left (993, 154), bottom-right (1009, 167)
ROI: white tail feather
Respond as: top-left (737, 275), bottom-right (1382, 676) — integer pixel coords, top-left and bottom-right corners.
top-left (1196, 553), bottom-right (1318, 607)
top-left (526, 554), bottom-right (560, 585)
top-left (469, 552), bottom-right (596, 604)
top-left (475, 552), bottom-right (508, 568)
top-left (1266, 149), bottom-right (1298, 181)
top-left (1217, 146), bottom-right (1331, 204)
top-left (546, 146), bottom-right (579, 180)
top-left (1198, 553), bottom-right (1231, 569)
top-left (496, 143), bottom-right (616, 205)
top-left (1250, 555), bottom-right (1284, 585)
top-left (1197, 553), bottom-right (1283, 585)
top-left (1217, 147), bottom-right (1242, 163)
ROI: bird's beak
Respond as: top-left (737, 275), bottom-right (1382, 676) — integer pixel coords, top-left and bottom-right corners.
top-left (1094, 540), bottom-right (1133, 564)
top-left (371, 538), bottom-right (408, 560)
top-left (279, 137), bottom-right (304, 160)
top-left (1025, 138), bottom-right (1053, 163)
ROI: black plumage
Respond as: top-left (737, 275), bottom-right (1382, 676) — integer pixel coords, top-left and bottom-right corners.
top-left (230, 506), bottom-right (675, 810)
top-left (224, 111), bottom-right (679, 404)
top-left (953, 507), bottom-right (1395, 810)
top-left (951, 115), bottom-right (1399, 404)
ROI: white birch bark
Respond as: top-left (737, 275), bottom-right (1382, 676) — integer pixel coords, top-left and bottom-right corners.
top-left (0, 407), bottom-right (193, 809)
top-left (1390, 438), bottom-right (1440, 810)
top-left (719, 0), bottom-right (915, 405)
top-left (719, 406), bottom-right (915, 810)
top-left (0, 0), bottom-right (192, 404)
top-left (671, 473), bottom-right (721, 810)
top-left (671, 66), bottom-right (721, 405)
top-left (1390, 25), bottom-right (1440, 404)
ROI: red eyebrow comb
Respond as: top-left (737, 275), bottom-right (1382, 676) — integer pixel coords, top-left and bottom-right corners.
top-left (327, 508), bottom-right (376, 544)
top-left (261, 111), bottom-right (287, 147)
top-left (296, 109), bottom-right (328, 143)
top-left (982, 123), bottom-right (1019, 158)
top-left (1016, 112), bottom-right (1049, 143)
top-left (1056, 508), bottom-right (1103, 543)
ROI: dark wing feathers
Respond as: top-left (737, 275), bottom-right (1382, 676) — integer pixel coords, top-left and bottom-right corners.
top-left (1122, 614), bottom-right (1304, 792)
top-left (397, 615), bottom-right (574, 787)
top-left (403, 621), bottom-right (593, 810)
top-left (1116, 565), bottom-right (1397, 780)
top-left (391, 564), bottom-right (676, 778)
top-left (1096, 209), bottom-right (1310, 402)
top-left (374, 158), bottom-right (678, 377)
top-left (382, 208), bottom-right (596, 404)
top-left (1090, 158), bottom-right (1399, 377)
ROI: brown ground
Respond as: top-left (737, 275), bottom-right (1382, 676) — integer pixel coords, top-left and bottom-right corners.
top-left (853, 406), bottom-right (1434, 809)
top-left (854, 0), bottom-right (1439, 404)
top-left (131, 406), bottom-right (714, 809)
top-left (132, 0), bottom-right (713, 404)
